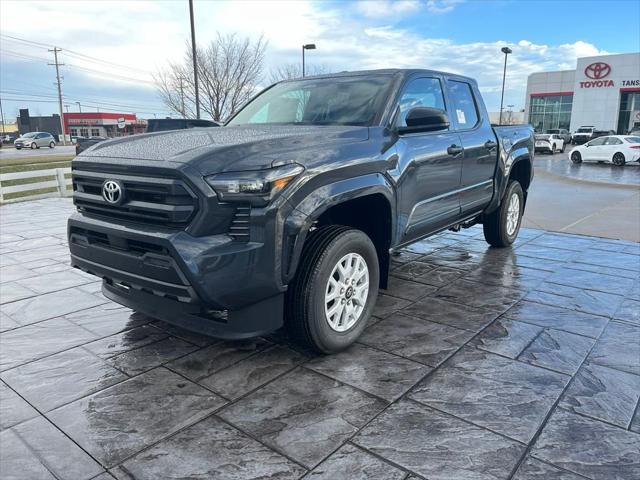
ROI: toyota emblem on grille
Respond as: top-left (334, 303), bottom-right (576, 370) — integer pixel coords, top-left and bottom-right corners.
top-left (102, 180), bottom-right (123, 204)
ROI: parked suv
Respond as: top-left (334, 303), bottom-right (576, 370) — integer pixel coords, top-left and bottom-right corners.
top-left (545, 128), bottom-right (571, 145)
top-left (14, 132), bottom-right (56, 149)
top-left (572, 126), bottom-right (596, 144)
top-left (535, 133), bottom-right (565, 153)
top-left (68, 69), bottom-right (534, 353)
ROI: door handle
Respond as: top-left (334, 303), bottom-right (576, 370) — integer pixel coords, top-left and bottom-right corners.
top-left (447, 144), bottom-right (464, 156)
top-left (484, 140), bottom-right (498, 149)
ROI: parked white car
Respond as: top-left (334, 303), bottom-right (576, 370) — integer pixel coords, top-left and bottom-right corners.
top-left (534, 134), bottom-right (565, 153)
top-left (570, 135), bottom-right (640, 166)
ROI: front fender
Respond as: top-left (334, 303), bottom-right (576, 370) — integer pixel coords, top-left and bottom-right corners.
top-left (282, 173), bottom-right (395, 283)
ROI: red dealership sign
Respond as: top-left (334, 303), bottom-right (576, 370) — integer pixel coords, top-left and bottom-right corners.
top-left (584, 62), bottom-right (611, 80)
top-left (580, 62), bottom-right (614, 88)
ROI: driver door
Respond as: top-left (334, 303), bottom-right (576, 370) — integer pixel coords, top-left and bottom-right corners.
top-left (583, 137), bottom-right (607, 160)
top-left (393, 76), bottom-right (463, 244)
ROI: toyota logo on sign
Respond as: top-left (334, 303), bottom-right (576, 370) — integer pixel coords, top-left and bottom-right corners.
top-left (584, 62), bottom-right (611, 80)
top-left (102, 180), bottom-right (123, 204)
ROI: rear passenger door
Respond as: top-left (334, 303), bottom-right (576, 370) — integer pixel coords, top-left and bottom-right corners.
top-left (394, 76), bottom-right (463, 244)
top-left (446, 79), bottom-right (497, 215)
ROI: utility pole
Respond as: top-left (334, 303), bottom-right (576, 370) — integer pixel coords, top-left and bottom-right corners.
top-left (0, 97), bottom-right (5, 137)
top-left (189, 0), bottom-right (200, 119)
top-left (76, 101), bottom-right (82, 112)
top-left (48, 47), bottom-right (67, 145)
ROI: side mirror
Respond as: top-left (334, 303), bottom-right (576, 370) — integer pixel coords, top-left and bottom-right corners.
top-left (398, 107), bottom-right (450, 134)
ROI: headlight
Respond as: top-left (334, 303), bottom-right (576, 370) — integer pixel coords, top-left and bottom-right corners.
top-left (205, 163), bottom-right (304, 206)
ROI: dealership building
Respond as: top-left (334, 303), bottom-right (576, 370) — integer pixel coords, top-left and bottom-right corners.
top-left (524, 52), bottom-right (640, 133)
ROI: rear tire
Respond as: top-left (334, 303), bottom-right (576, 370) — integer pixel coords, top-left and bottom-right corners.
top-left (483, 180), bottom-right (524, 248)
top-left (286, 225), bottom-right (379, 353)
top-left (571, 151), bottom-right (582, 164)
top-left (561, 143), bottom-right (565, 153)
top-left (613, 152), bottom-right (626, 166)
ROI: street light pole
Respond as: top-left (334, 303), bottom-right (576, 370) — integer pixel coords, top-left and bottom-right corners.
top-left (302, 43), bottom-right (316, 77)
top-left (189, 0), bottom-right (201, 119)
top-left (499, 46), bottom-right (512, 126)
top-left (76, 101), bottom-right (82, 112)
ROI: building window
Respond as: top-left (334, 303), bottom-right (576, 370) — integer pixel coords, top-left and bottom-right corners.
top-left (529, 94), bottom-right (573, 132)
top-left (617, 91), bottom-right (640, 134)
top-left (91, 128), bottom-right (100, 137)
top-left (70, 128), bottom-right (78, 137)
top-left (80, 128), bottom-right (89, 137)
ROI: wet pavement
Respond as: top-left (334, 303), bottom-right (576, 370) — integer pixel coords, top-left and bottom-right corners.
top-left (1, 198), bottom-right (639, 480)
top-left (534, 148), bottom-right (640, 186)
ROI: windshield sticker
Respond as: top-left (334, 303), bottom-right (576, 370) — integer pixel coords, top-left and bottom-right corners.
top-left (456, 109), bottom-right (466, 124)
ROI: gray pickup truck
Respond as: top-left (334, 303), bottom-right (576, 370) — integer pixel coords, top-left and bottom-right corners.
top-left (68, 69), bottom-right (534, 353)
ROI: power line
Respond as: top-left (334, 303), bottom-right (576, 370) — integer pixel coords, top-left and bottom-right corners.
top-left (1, 97), bottom-right (172, 116)
top-left (1, 89), bottom-right (167, 111)
top-left (1, 33), bottom-right (154, 75)
top-left (65, 63), bottom-right (155, 85)
top-left (1, 90), bottom-right (173, 114)
top-left (1, 50), bottom-right (51, 63)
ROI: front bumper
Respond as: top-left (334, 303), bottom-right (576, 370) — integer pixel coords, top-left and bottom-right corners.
top-left (68, 212), bottom-right (287, 339)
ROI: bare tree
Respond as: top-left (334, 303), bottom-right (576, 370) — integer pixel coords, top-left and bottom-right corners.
top-left (155, 34), bottom-right (267, 122)
top-left (268, 63), bottom-right (331, 84)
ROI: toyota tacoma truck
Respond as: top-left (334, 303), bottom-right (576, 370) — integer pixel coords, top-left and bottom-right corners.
top-left (68, 69), bottom-right (534, 353)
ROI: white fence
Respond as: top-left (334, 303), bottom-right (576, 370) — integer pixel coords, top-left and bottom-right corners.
top-left (0, 167), bottom-right (72, 204)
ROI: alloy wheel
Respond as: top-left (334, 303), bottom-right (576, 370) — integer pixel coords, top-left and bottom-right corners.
top-left (324, 252), bottom-right (369, 332)
top-left (506, 192), bottom-right (520, 236)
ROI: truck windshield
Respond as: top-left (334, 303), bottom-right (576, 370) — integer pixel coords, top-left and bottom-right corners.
top-left (577, 128), bottom-right (592, 133)
top-left (227, 75), bottom-right (393, 127)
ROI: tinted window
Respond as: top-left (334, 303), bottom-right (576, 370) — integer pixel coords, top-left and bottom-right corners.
top-left (397, 77), bottom-right (445, 127)
top-left (604, 137), bottom-right (622, 145)
top-left (587, 137), bottom-right (606, 146)
top-left (447, 80), bottom-right (478, 129)
top-left (229, 75), bottom-right (393, 127)
top-left (624, 136), bottom-right (640, 143)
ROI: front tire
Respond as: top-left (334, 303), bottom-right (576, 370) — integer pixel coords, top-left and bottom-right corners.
top-left (287, 226), bottom-right (379, 353)
top-left (483, 180), bottom-right (524, 248)
top-left (30, 143), bottom-right (36, 149)
top-left (49, 142), bottom-right (55, 148)
top-left (612, 152), bottom-right (626, 166)
top-left (571, 151), bottom-right (582, 164)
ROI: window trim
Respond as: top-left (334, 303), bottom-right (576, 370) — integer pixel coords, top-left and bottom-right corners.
top-left (392, 75), bottom-right (450, 136)
top-left (446, 78), bottom-right (480, 132)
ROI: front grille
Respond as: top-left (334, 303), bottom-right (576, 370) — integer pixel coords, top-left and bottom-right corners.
top-left (228, 205), bottom-right (250, 241)
top-left (72, 169), bottom-right (198, 228)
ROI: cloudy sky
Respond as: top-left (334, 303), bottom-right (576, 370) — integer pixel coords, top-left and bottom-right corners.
top-left (1, 0), bottom-right (638, 120)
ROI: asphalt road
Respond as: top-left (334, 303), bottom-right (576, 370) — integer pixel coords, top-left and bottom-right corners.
top-left (0, 145), bottom-right (75, 160)
top-left (535, 147), bottom-right (640, 186)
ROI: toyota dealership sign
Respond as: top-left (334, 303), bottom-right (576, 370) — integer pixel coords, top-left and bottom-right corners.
top-left (580, 62), bottom-right (614, 88)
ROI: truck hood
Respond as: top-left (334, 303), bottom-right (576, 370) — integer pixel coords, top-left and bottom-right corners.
top-left (80, 125), bottom-right (369, 173)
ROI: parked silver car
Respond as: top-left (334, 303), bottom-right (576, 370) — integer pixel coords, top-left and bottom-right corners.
top-left (14, 132), bottom-right (56, 150)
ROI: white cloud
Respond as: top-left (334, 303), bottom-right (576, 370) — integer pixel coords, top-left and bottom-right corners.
top-left (356, 0), bottom-right (421, 18)
top-left (426, 0), bottom-right (465, 14)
